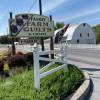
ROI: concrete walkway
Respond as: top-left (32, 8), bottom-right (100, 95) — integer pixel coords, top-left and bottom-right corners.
top-left (68, 60), bottom-right (100, 100)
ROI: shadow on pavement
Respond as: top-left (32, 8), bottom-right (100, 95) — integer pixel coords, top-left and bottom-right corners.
top-left (85, 79), bottom-right (94, 100)
top-left (81, 68), bottom-right (100, 72)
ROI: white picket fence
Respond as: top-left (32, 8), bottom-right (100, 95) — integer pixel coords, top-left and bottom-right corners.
top-left (54, 44), bottom-right (100, 50)
top-left (33, 43), bottom-right (68, 89)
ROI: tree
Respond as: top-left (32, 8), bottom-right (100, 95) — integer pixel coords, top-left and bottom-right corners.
top-left (0, 35), bottom-right (19, 44)
top-left (92, 24), bottom-right (100, 44)
top-left (0, 35), bottom-right (10, 44)
top-left (55, 22), bottom-right (64, 30)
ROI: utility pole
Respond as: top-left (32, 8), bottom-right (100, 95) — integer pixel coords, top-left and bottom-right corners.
top-left (39, 0), bottom-right (44, 51)
top-left (50, 15), bottom-right (54, 59)
top-left (9, 12), bottom-right (16, 55)
top-left (39, 0), bottom-right (42, 15)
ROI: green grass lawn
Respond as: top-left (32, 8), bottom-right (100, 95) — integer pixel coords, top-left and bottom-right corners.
top-left (0, 64), bottom-right (84, 100)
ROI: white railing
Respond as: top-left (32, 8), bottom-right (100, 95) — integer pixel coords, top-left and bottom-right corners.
top-left (33, 43), bottom-right (67, 90)
top-left (67, 44), bottom-right (97, 49)
top-left (54, 44), bottom-right (100, 49)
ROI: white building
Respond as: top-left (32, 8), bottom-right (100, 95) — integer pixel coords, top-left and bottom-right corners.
top-left (54, 23), bottom-right (96, 44)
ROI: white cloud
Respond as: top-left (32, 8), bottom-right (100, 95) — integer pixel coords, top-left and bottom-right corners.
top-left (30, 0), bottom-right (69, 14)
top-left (80, 17), bottom-right (100, 23)
top-left (59, 7), bottom-right (100, 22)
top-left (42, 0), bottom-right (69, 13)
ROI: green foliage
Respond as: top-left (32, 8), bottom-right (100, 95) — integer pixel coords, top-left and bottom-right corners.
top-left (92, 24), bottom-right (100, 43)
top-left (55, 22), bottom-right (65, 30)
top-left (0, 35), bottom-right (19, 44)
top-left (40, 62), bottom-right (62, 73)
top-left (0, 64), bottom-right (84, 100)
top-left (0, 35), bottom-right (10, 44)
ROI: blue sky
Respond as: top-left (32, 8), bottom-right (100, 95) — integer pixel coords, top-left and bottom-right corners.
top-left (0, 0), bottom-right (100, 35)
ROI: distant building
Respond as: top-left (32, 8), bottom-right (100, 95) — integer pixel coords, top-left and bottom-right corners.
top-left (19, 37), bottom-right (41, 45)
top-left (54, 23), bottom-right (96, 44)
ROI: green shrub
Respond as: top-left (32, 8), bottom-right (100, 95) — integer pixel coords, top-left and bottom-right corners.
top-left (0, 64), bottom-right (84, 100)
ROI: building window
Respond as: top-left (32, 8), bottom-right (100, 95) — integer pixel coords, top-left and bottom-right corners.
top-left (77, 39), bottom-right (79, 44)
top-left (83, 23), bottom-right (86, 27)
top-left (87, 33), bottom-right (89, 37)
top-left (80, 33), bottom-right (82, 37)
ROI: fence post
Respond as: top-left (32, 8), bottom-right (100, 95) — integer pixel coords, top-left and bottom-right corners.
top-left (33, 43), bottom-right (40, 89)
top-left (60, 43), bottom-right (64, 61)
top-left (64, 42), bottom-right (68, 71)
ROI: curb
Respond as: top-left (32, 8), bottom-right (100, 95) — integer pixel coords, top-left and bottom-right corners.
top-left (66, 71), bottom-right (90, 100)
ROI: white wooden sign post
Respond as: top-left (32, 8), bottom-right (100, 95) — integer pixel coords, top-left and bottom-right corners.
top-left (33, 43), bottom-right (40, 89)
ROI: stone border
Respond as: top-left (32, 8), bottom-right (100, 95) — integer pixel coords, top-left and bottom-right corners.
top-left (66, 71), bottom-right (90, 100)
